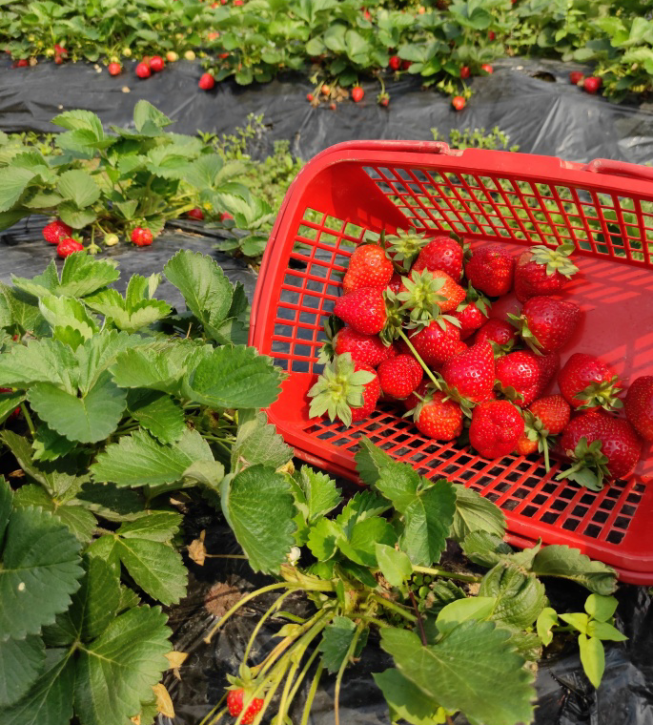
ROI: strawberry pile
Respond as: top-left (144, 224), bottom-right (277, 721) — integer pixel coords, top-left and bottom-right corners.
top-left (309, 232), bottom-right (652, 491)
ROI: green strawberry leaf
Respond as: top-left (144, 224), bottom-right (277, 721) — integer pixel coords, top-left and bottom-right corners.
top-left (451, 485), bottom-right (506, 542)
top-left (319, 616), bottom-right (359, 674)
top-left (401, 481), bottom-right (456, 566)
top-left (578, 634), bottom-right (605, 688)
top-left (231, 409), bottom-right (293, 472)
top-left (381, 623), bottom-right (535, 725)
top-left (375, 543), bottom-right (413, 588)
top-left (116, 538), bottom-right (187, 605)
top-left (530, 545), bottom-right (617, 595)
top-left (373, 668), bottom-right (446, 725)
top-left (126, 390), bottom-right (186, 444)
top-left (221, 465), bottom-right (297, 574)
top-left (117, 511), bottom-right (181, 543)
top-left (0, 635), bottom-right (46, 707)
top-left (479, 564), bottom-right (548, 629)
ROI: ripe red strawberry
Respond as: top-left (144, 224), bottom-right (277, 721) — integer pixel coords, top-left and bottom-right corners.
top-left (411, 236), bottom-right (463, 280)
top-left (308, 354), bottom-right (379, 426)
top-left (519, 394), bottom-right (571, 469)
top-left (380, 97), bottom-right (389, 107)
top-left (510, 296), bottom-right (580, 354)
top-left (334, 288), bottom-right (387, 335)
top-left (42, 220), bottom-right (72, 244)
top-left (389, 55), bottom-right (401, 71)
top-left (321, 84), bottom-right (330, 95)
top-left (135, 62), bottom-right (151, 78)
top-left (475, 319), bottom-right (516, 352)
top-left (558, 353), bottom-right (622, 412)
top-left (470, 401), bottom-right (524, 459)
top-left (569, 71), bottom-right (584, 85)
top-left (334, 327), bottom-right (395, 368)
top-left (387, 273), bottom-right (403, 295)
top-left (57, 238), bottom-right (84, 258)
top-left (352, 86), bottom-right (364, 102)
top-left (343, 244), bottom-right (393, 294)
top-left (149, 55), bottom-right (165, 72)
top-left (401, 60), bottom-right (411, 70)
top-left (404, 379), bottom-right (431, 411)
top-left (583, 76), bottom-right (602, 94)
top-left (306, 93), bottom-right (314, 101)
top-left (107, 62), bottom-right (122, 76)
top-left (441, 341), bottom-right (495, 404)
top-left (409, 319), bottom-right (462, 367)
top-left (452, 96), bottom-right (465, 111)
top-left (131, 227), bottom-right (153, 246)
top-left (227, 689), bottom-right (264, 725)
top-left (514, 244), bottom-right (579, 302)
top-left (199, 73), bottom-right (215, 90)
top-left (625, 376), bottom-right (653, 442)
top-left (413, 391), bottom-right (463, 441)
top-left (377, 354), bottom-right (423, 400)
top-left (187, 207), bottom-right (205, 220)
top-left (15, 59), bottom-right (29, 68)
top-left (535, 351), bottom-right (560, 396)
top-left (481, 63), bottom-right (493, 74)
top-left (452, 301), bottom-right (486, 339)
top-left (54, 44), bottom-right (67, 56)
top-left (460, 66), bottom-right (470, 79)
top-left (495, 351), bottom-right (542, 407)
top-left (558, 412), bottom-right (642, 489)
top-left (465, 245), bottom-right (514, 297)
top-left (220, 212), bottom-right (233, 221)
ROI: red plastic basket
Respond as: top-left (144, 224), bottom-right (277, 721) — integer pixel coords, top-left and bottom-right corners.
top-left (249, 141), bottom-right (653, 585)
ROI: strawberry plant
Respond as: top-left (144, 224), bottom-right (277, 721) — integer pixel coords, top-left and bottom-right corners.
top-left (0, 249), bottom-right (301, 724)
top-left (200, 440), bottom-right (621, 725)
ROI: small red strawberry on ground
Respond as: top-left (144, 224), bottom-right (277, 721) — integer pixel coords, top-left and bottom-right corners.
top-left (15, 59), bottom-right (29, 68)
top-left (514, 243), bottom-right (579, 302)
top-left (569, 71), bottom-right (584, 85)
top-left (401, 60), bottom-right (411, 70)
top-left (517, 394), bottom-right (571, 469)
top-left (321, 84), bottom-right (330, 96)
top-left (509, 296), bottom-right (580, 354)
top-left (331, 327), bottom-right (395, 368)
top-left (460, 66), bottom-right (470, 79)
top-left (558, 412), bottom-right (642, 489)
top-left (558, 353), bottom-right (622, 412)
top-left (149, 55), bottom-right (165, 72)
top-left (475, 318), bottom-right (516, 352)
top-left (199, 73), bottom-right (215, 90)
top-left (226, 689), bottom-right (264, 725)
top-left (389, 55), bottom-right (401, 71)
top-left (57, 238), bottom-right (84, 258)
top-left (136, 62), bottom-right (151, 78)
top-left (583, 76), bottom-right (602, 94)
top-left (308, 353), bottom-right (379, 426)
top-left (409, 319), bottom-right (462, 368)
top-left (377, 354), bottom-right (423, 400)
top-left (131, 227), bottom-right (153, 246)
top-left (465, 245), bottom-right (514, 297)
top-left (343, 244), bottom-right (393, 293)
top-left (452, 96), bottom-right (465, 111)
top-left (441, 341), bottom-right (495, 405)
top-left (43, 220), bottom-right (72, 244)
top-left (379, 95), bottom-right (390, 107)
top-left (411, 235), bottom-right (464, 280)
top-left (306, 93), bottom-right (314, 101)
top-left (470, 400), bottom-right (524, 459)
top-left (334, 287), bottom-right (387, 335)
top-left (625, 376), bottom-right (653, 442)
top-left (413, 391), bottom-right (463, 441)
top-left (495, 350), bottom-right (542, 407)
top-left (352, 86), bottom-right (364, 102)
top-left (481, 63), bottom-right (493, 74)
top-left (107, 62), bottom-right (122, 76)
top-left (187, 207), bottom-right (205, 221)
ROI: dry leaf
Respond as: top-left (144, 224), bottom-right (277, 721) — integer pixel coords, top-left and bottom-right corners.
top-left (187, 529), bottom-right (206, 566)
top-left (130, 716), bottom-right (141, 725)
top-left (152, 683), bottom-right (175, 718)
top-left (165, 650), bottom-right (189, 681)
top-left (276, 460), bottom-right (295, 476)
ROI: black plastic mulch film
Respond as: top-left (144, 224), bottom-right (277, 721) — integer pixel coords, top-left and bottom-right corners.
top-left (1, 56), bottom-right (653, 725)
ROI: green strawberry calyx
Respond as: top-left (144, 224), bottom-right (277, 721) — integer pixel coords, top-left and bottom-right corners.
top-left (556, 436), bottom-right (610, 491)
top-left (385, 228), bottom-right (429, 272)
top-left (308, 353), bottom-right (376, 427)
top-left (507, 312), bottom-right (543, 355)
top-left (530, 243), bottom-right (579, 279)
top-left (397, 269), bottom-right (448, 330)
top-left (317, 315), bottom-right (344, 365)
top-left (575, 376), bottom-right (623, 412)
top-left (522, 410), bottom-right (556, 471)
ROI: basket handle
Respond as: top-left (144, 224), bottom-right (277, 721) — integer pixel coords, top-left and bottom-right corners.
top-left (582, 158), bottom-right (653, 182)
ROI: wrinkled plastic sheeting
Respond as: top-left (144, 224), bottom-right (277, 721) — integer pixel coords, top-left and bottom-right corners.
top-left (159, 506), bottom-right (653, 725)
top-left (1, 56), bottom-right (653, 164)
top-left (0, 217), bottom-right (258, 305)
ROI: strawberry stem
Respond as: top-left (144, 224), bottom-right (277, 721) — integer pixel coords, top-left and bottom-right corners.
top-left (371, 593), bottom-right (418, 622)
top-left (412, 565), bottom-right (481, 583)
top-left (334, 624), bottom-right (364, 725)
top-left (397, 329), bottom-right (441, 388)
top-left (300, 662), bottom-right (324, 725)
top-left (243, 589), bottom-right (294, 664)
